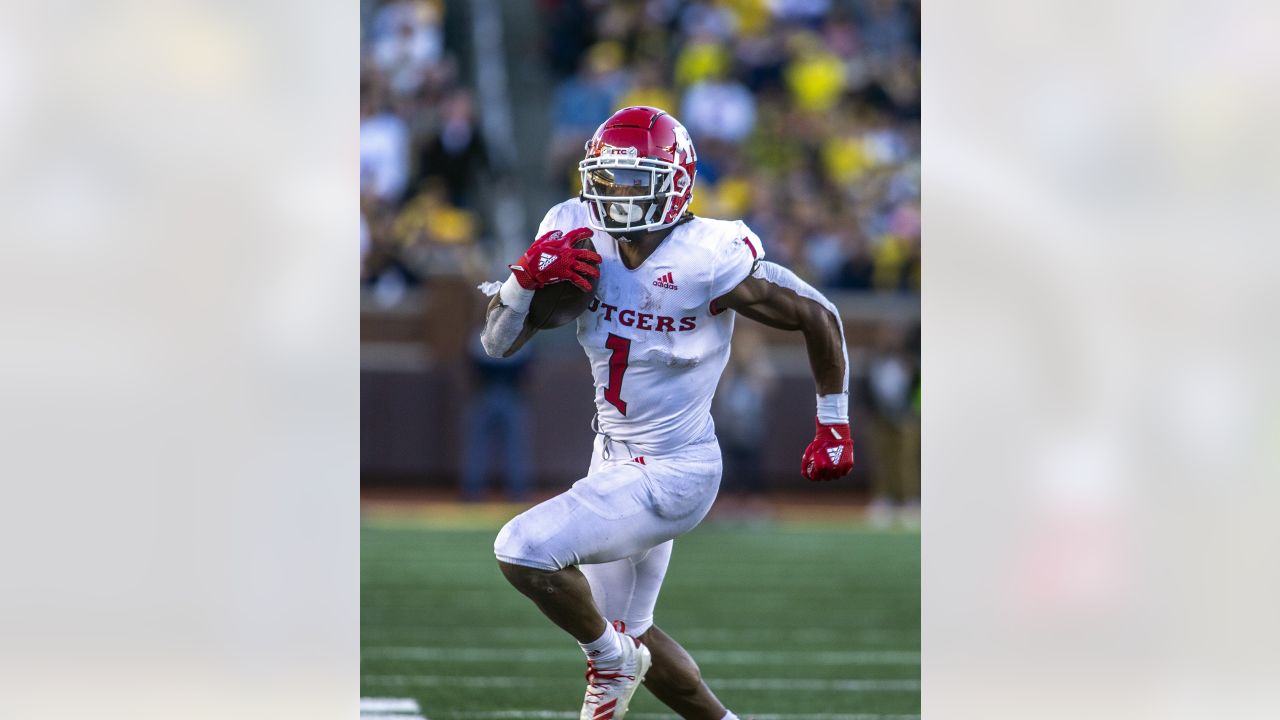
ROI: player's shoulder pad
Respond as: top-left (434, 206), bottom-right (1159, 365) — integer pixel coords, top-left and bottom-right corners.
top-left (699, 218), bottom-right (766, 302)
top-left (702, 218), bottom-right (765, 273)
top-left (728, 219), bottom-right (764, 263)
top-left (538, 197), bottom-right (592, 234)
top-left (683, 217), bottom-right (764, 261)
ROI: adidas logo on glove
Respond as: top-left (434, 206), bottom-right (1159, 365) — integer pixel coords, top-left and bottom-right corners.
top-left (538, 252), bottom-right (557, 271)
top-left (826, 446), bottom-right (844, 464)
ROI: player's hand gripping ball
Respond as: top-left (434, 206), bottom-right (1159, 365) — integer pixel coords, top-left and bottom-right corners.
top-left (801, 419), bottom-right (855, 481)
top-left (510, 227), bottom-right (602, 329)
top-left (510, 227), bottom-right (602, 291)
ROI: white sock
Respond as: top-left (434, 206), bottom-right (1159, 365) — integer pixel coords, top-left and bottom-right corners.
top-left (722, 712), bottom-right (740, 720)
top-left (579, 623), bottom-right (624, 666)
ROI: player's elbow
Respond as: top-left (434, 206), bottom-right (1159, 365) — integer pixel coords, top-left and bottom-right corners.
top-left (480, 327), bottom-right (508, 358)
top-left (801, 298), bottom-right (842, 338)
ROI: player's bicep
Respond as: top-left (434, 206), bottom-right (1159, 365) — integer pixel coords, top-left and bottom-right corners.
top-left (716, 274), bottom-right (809, 331)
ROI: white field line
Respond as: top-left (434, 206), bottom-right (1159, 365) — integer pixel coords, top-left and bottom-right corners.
top-left (361, 592), bottom-right (911, 611)
top-left (365, 675), bottom-right (533, 688)
top-left (363, 691), bottom-right (427, 712)
top-left (715, 678), bottom-right (918, 691)
top-left (362, 675), bottom-right (918, 692)
top-left (363, 647), bottom-right (919, 665)
top-left (360, 626), bottom-right (917, 645)
top-left (361, 697), bottom-right (421, 713)
top-left (440, 707), bottom-right (921, 712)
top-left (360, 696), bottom-right (426, 719)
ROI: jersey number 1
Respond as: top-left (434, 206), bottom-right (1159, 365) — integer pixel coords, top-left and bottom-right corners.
top-left (604, 333), bottom-right (630, 415)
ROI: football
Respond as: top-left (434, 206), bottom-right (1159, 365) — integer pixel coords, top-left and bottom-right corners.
top-left (527, 236), bottom-right (598, 329)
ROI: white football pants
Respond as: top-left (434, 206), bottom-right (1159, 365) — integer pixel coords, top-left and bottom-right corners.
top-left (494, 433), bottom-right (721, 635)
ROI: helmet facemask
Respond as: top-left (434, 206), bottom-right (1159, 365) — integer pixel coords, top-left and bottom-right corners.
top-left (579, 155), bottom-right (691, 237)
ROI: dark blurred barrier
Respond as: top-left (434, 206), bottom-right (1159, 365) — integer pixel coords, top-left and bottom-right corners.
top-left (361, 289), bottom-right (917, 493)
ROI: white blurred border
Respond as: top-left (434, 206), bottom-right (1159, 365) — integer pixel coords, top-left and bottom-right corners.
top-left (4, 0), bottom-right (1280, 716)
top-left (0, 2), bottom-right (357, 718)
top-left (926, 0), bottom-right (1280, 717)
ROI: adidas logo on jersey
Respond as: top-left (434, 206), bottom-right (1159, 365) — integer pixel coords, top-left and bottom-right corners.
top-left (538, 252), bottom-right (556, 271)
top-left (652, 272), bottom-right (678, 290)
top-left (826, 446), bottom-right (844, 464)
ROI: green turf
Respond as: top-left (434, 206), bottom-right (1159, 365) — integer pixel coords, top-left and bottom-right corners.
top-left (361, 519), bottom-right (919, 718)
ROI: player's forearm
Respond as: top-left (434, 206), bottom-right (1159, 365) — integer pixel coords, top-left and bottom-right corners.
top-left (481, 275), bottom-right (535, 358)
top-left (749, 261), bottom-right (850, 409)
top-left (800, 302), bottom-right (847, 397)
top-left (800, 299), bottom-right (855, 478)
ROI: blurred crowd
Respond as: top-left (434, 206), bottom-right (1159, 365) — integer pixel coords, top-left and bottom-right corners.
top-left (360, 0), bottom-right (920, 511)
top-left (542, 0), bottom-right (920, 292)
top-left (361, 0), bottom-right (489, 301)
top-left (361, 0), bottom-right (920, 296)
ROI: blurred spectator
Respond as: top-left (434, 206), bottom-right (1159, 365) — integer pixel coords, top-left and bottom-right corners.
top-left (735, 25), bottom-right (787, 93)
top-left (461, 332), bottom-right (535, 502)
top-left (803, 222), bottom-right (848, 287)
top-left (767, 0), bottom-right (832, 25)
top-left (721, 0), bottom-right (771, 37)
top-left (715, 326), bottom-right (776, 503)
top-left (554, 43), bottom-right (626, 131)
top-left (360, 81), bottom-right (411, 205)
top-left (679, 1), bottom-right (739, 41)
top-left (392, 184), bottom-right (485, 280)
top-left (548, 41), bottom-right (628, 192)
top-left (540, 0), bottom-right (601, 79)
top-left (783, 32), bottom-right (845, 114)
top-left (862, 323), bottom-right (920, 527)
top-left (414, 91), bottom-right (486, 207)
top-left (361, 212), bottom-right (372, 264)
top-left (618, 65), bottom-right (677, 118)
top-left (369, 0), bottom-right (444, 97)
top-left (857, 0), bottom-right (914, 61)
top-left (869, 207), bottom-right (920, 293)
top-left (362, 191), bottom-right (419, 305)
top-left (674, 38), bottom-right (730, 88)
top-left (831, 226), bottom-right (875, 290)
top-left (681, 65), bottom-right (756, 145)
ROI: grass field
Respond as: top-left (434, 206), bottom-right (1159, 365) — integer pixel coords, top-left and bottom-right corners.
top-left (361, 509), bottom-right (919, 719)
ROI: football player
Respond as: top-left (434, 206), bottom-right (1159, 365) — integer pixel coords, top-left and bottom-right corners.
top-left (481, 106), bottom-right (854, 720)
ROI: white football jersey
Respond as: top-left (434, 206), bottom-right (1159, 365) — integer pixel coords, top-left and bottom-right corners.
top-left (536, 198), bottom-right (765, 455)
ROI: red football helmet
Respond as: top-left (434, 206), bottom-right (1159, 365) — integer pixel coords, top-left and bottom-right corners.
top-left (579, 106), bottom-right (698, 236)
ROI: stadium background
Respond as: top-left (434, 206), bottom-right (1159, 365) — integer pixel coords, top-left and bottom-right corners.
top-left (361, 0), bottom-right (920, 517)
top-left (361, 2), bottom-right (919, 715)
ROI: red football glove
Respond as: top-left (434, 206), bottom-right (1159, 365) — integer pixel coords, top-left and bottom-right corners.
top-left (801, 419), bottom-right (855, 481)
top-left (509, 227), bottom-right (602, 293)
